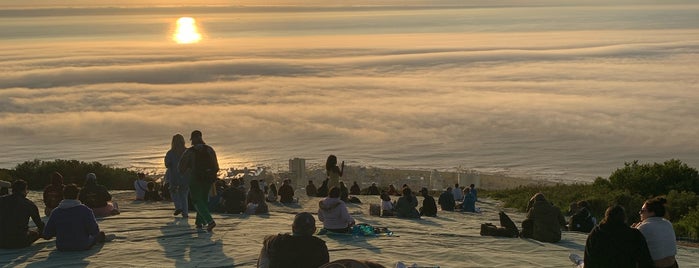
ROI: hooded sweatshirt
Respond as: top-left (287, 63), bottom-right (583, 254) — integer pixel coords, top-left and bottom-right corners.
top-left (317, 197), bottom-right (353, 230)
top-left (584, 222), bottom-right (654, 268)
top-left (43, 199), bottom-right (101, 251)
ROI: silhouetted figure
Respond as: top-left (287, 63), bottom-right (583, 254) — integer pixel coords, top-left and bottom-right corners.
top-left (350, 181), bottom-right (361, 195)
top-left (367, 183), bottom-right (380, 195)
top-left (306, 180), bottom-right (317, 197)
top-left (419, 187), bottom-right (437, 217)
top-left (257, 212), bottom-right (329, 268)
top-left (43, 171), bottom-right (65, 216)
top-left (0, 180), bottom-right (44, 249)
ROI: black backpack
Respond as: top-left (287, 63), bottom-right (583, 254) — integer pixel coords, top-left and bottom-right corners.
top-left (192, 145), bottom-right (217, 183)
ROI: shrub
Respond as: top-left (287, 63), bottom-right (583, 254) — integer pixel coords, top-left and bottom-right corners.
top-left (675, 207), bottom-right (699, 241)
top-left (666, 190), bottom-right (699, 222)
top-left (608, 159), bottom-right (699, 197)
top-left (10, 159), bottom-right (138, 190)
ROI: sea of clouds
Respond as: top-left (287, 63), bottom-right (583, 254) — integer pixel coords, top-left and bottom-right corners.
top-left (1, 0), bottom-right (698, 182)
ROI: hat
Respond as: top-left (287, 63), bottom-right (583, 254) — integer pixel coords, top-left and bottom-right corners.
top-left (190, 130), bottom-right (202, 140)
top-left (292, 212), bottom-right (316, 236)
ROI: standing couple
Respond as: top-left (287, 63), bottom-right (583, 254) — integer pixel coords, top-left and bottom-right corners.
top-left (165, 130), bottom-right (219, 232)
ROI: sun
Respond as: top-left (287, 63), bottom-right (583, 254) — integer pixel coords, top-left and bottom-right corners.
top-left (173, 17), bottom-right (202, 44)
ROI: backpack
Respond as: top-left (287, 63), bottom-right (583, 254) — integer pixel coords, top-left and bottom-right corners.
top-left (480, 211), bottom-right (519, 238)
top-left (499, 211), bottom-right (520, 237)
top-left (192, 145), bottom-right (217, 183)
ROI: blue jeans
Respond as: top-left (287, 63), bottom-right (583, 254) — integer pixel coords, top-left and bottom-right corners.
top-left (170, 184), bottom-right (190, 217)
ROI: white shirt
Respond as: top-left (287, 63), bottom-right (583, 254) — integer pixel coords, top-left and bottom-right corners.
top-left (636, 217), bottom-right (677, 260)
top-left (452, 187), bottom-right (463, 201)
top-left (134, 180), bottom-right (148, 200)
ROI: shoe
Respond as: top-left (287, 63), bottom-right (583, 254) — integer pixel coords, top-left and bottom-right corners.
top-left (569, 253), bottom-right (583, 265)
top-left (206, 221), bottom-right (217, 232)
top-left (174, 209), bottom-right (182, 216)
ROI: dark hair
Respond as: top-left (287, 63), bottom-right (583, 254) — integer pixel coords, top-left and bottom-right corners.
top-left (328, 187), bottom-right (340, 198)
top-left (147, 181), bottom-right (155, 191)
top-left (292, 212), bottom-right (316, 236)
top-left (12, 179), bottom-right (28, 194)
top-left (326, 155), bottom-right (337, 171)
top-left (645, 196), bottom-right (668, 218)
top-left (250, 179), bottom-right (261, 191)
top-left (600, 205), bottom-right (626, 225)
top-left (50, 172), bottom-right (64, 186)
top-left (380, 192), bottom-right (391, 201)
top-left (402, 187), bottom-right (412, 196)
top-left (63, 184), bottom-right (80, 199)
top-left (470, 184), bottom-right (475, 188)
top-left (577, 200), bottom-right (589, 208)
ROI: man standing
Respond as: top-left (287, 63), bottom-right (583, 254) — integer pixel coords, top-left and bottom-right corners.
top-left (0, 180), bottom-right (44, 249)
top-left (43, 184), bottom-right (107, 251)
top-left (179, 130), bottom-right (219, 231)
top-left (258, 212), bottom-right (329, 268)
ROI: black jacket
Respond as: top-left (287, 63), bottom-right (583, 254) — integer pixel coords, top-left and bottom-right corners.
top-left (584, 222), bottom-right (654, 268)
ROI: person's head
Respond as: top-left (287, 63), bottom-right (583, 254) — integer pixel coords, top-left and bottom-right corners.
top-left (463, 187), bottom-right (470, 194)
top-left (85, 173), bottom-right (97, 187)
top-left (190, 130), bottom-right (204, 145)
top-left (371, 182), bottom-right (376, 187)
top-left (470, 184), bottom-right (475, 189)
top-left (380, 191), bottom-right (391, 201)
top-left (231, 179), bottom-right (240, 187)
top-left (308, 180), bottom-right (314, 185)
top-left (532, 192), bottom-right (546, 202)
top-left (353, 181), bottom-right (358, 186)
top-left (292, 212), bottom-right (316, 236)
top-left (577, 200), bottom-right (589, 209)
top-left (63, 184), bottom-right (80, 200)
top-left (171, 133), bottom-right (186, 152)
top-left (641, 196), bottom-right (668, 220)
top-left (388, 184), bottom-right (395, 190)
top-left (420, 187), bottom-right (429, 197)
top-left (446, 186), bottom-right (452, 192)
top-left (402, 187), bottom-right (412, 197)
top-left (147, 181), bottom-right (155, 191)
top-left (340, 181), bottom-right (346, 187)
top-left (138, 172), bottom-right (146, 180)
top-left (601, 205), bottom-right (626, 225)
top-left (11, 179), bottom-right (28, 196)
top-left (326, 155), bottom-right (337, 170)
top-left (270, 183), bottom-right (277, 190)
top-left (454, 183), bottom-right (459, 188)
top-left (50, 171), bottom-right (64, 186)
top-left (328, 187), bottom-right (340, 198)
top-left (250, 179), bottom-right (260, 191)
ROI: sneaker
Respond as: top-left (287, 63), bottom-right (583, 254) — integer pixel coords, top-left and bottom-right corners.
top-left (174, 209), bottom-right (182, 216)
top-left (569, 253), bottom-right (583, 265)
top-left (206, 221), bottom-right (217, 232)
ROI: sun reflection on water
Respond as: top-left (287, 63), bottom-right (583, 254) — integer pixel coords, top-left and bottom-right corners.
top-left (173, 17), bottom-right (202, 44)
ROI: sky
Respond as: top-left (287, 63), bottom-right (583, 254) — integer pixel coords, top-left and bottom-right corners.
top-left (1, 0), bottom-right (698, 182)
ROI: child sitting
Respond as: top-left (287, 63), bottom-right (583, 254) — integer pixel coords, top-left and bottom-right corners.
top-left (380, 191), bottom-right (394, 216)
top-left (144, 182), bottom-right (162, 201)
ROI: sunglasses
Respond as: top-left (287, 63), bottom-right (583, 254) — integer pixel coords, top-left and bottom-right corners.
top-left (639, 208), bottom-right (649, 213)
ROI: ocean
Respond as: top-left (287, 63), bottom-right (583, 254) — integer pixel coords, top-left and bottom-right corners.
top-left (1, 0), bottom-right (698, 182)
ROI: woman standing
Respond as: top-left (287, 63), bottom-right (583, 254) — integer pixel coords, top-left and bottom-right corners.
top-left (325, 155), bottom-right (344, 195)
top-left (633, 197), bottom-right (678, 268)
top-left (165, 134), bottom-right (188, 218)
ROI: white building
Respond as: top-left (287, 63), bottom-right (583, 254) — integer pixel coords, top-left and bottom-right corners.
top-left (289, 158), bottom-right (306, 188)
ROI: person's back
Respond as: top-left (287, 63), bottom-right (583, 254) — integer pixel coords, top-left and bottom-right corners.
top-left (395, 188), bottom-right (419, 218)
top-left (438, 188), bottom-right (455, 211)
top-left (318, 187), bottom-right (354, 232)
top-left (134, 173), bottom-right (148, 201)
top-left (350, 182), bottom-right (361, 195)
top-left (419, 188), bottom-right (437, 217)
top-left (144, 182), bottom-right (163, 202)
top-left (306, 181), bottom-right (317, 197)
top-left (583, 205), bottom-right (654, 268)
top-left (451, 184), bottom-right (463, 201)
top-left (43, 184), bottom-right (105, 251)
top-left (258, 212), bottom-right (329, 268)
top-left (43, 172), bottom-right (65, 216)
top-left (0, 180), bottom-right (44, 249)
top-left (278, 182), bottom-right (294, 203)
top-left (569, 202), bottom-right (594, 233)
top-left (526, 193), bottom-right (566, 243)
top-left (367, 184), bottom-right (380, 195)
top-left (462, 189), bottom-right (476, 212)
top-left (222, 184), bottom-right (246, 214)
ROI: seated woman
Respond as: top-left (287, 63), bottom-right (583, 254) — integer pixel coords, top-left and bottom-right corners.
top-left (245, 180), bottom-right (268, 214)
top-left (380, 191), bottom-right (394, 216)
top-left (569, 200), bottom-right (594, 233)
top-left (633, 197), bottom-right (678, 268)
top-left (43, 172), bottom-right (65, 216)
top-left (266, 183), bottom-right (278, 202)
top-left (318, 187), bottom-right (355, 233)
top-left (78, 173), bottom-right (119, 217)
top-left (395, 187), bottom-right (420, 218)
top-left (461, 187), bottom-right (476, 213)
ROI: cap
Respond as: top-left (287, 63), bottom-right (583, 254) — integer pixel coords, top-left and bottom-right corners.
top-left (190, 130), bottom-right (202, 140)
top-left (292, 212), bottom-right (316, 236)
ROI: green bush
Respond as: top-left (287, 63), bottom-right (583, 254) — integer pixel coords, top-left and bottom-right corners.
top-left (608, 159), bottom-right (699, 198)
top-left (666, 190), bottom-right (699, 222)
top-left (10, 159), bottom-right (138, 190)
top-left (675, 207), bottom-right (699, 240)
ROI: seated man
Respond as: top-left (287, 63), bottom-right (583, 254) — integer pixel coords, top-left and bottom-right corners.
top-left (438, 187), bottom-right (455, 211)
top-left (418, 187), bottom-right (437, 217)
top-left (258, 212), bottom-right (329, 268)
top-left (522, 193), bottom-right (566, 243)
top-left (395, 187), bottom-right (420, 218)
top-left (0, 180), bottom-right (45, 249)
top-left (43, 184), bottom-right (108, 251)
top-left (79, 173), bottom-right (119, 217)
top-left (221, 179), bottom-right (246, 214)
top-left (278, 179), bottom-right (295, 203)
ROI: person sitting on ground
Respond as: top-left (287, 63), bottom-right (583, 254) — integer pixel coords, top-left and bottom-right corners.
top-left (632, 196), bottom-right (678, 268)
top-left (438, 187), bottom-right (455, 211)
top-left (79, 173), bottom-right (119, 217)
top-left (451, 183), bottom-right (463, 203)
top-left (366, 183), bottom-right (380, 195)
top-left (318, 187), bottom-right (355, 233)
top-left (566, 202), bottom-right (579, 217)
top-left (278, 179), bottom-right (295, 203)
top-left (319, 259), bottom-right (386, 268)
top-left (316, 179), bottom-right (329, 197)
top-left (306, 180), bottom-right (317, 197)
top-left (380, 191), bottom-right (394, 216)
top-left (246, 179), bottom-right (269, 214)
top-left (144, 181), bottom-right (163, 202)
top-left (419, 187), bottom-right (437, 217)
top-left (0, 180), bottom-right (45, 249)
top-left (386, 184), bottom-right (400, 196)
top-left (469, 184), bottom-right (478, 202)
top-left (134, 172), bottom-right (148, 201)
top-left (461, 187), bottom-right (476, 213)
top-left (569, 200), bottom-right (595, 233)
top-left (395, 187), bottom-right (420, 219)
top-left (350, 181), bottom-right (361, 195)
top-left (43, 171), bottom-right (65, 216)
top-left (43, 184), bottom-right (109, 251)
top-left (521, 193), bottom-right (566, 243)
top-left (339, 181), bottom-right (350, 202)
top-left (221, 179), bottom-right (246, 214)
top-left (573, 204), bottom-right (654, 268)
top-left (267, 183), bottom-right (278, 202)
top-left (257, 212), bottom-right (329, 268)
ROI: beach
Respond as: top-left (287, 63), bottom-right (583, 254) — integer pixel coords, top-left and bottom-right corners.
top-left (2, 190), bottom-right (698, 267)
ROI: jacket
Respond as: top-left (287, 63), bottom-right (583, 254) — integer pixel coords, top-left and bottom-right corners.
top-left (584, 222), bottom-right (654, 268)
top-left (526, 199), bottom-right (566, 243)
top-left (318, 197), bottom-right (354, 229)
top-left (43, 199), bottom-right (101, 251)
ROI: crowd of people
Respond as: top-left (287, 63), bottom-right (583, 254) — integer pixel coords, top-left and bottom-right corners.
top-left (0, 130), bottom-right (680, 268)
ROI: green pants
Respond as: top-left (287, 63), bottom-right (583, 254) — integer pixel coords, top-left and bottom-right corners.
top-left (190, 180), bottom-right (213, 226)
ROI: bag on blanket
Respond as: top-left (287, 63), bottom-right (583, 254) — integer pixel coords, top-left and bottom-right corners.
top-left (480, 211), bottom-right (519, 238)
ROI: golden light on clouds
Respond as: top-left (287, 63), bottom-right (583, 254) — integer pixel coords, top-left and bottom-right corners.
top-left (173, 17), bottom-right (202, 44)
